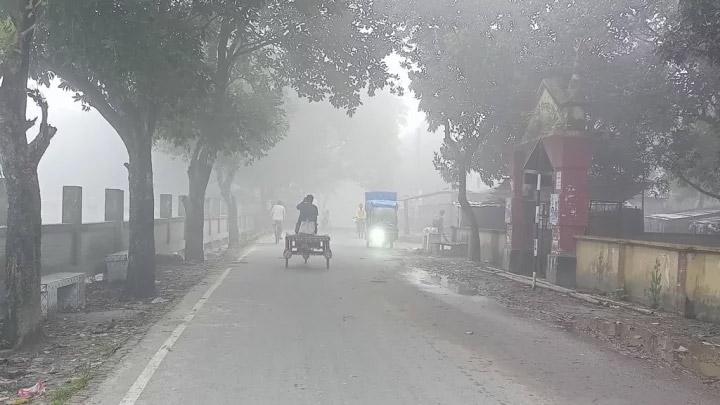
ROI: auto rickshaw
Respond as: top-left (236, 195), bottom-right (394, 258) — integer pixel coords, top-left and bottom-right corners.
top-left (364, 191), bottom-right (399, 248)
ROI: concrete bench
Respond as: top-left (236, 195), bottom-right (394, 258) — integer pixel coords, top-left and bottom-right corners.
top-left (437, 241), bottom-right (468, 257)
top-left (41, 272), bottom-right (86, 317)
top-left (105, 250), bottom-right (128, 282)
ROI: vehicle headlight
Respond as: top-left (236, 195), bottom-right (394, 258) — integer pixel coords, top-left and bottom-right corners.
top-left (369, 227), bottom-right (386, 245)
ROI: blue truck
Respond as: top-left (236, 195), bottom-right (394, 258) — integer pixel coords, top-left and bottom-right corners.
top-left (364, 191), bottom-right (399, 248)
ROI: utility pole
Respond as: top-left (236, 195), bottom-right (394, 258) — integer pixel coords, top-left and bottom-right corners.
top-left (533, 172), bottom-right (542, 290)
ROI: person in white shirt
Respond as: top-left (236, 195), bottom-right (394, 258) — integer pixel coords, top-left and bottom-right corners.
top-left (271, 201), bottom-right (286, 240)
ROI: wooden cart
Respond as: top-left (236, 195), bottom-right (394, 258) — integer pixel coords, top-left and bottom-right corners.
top-left (283, 234), bottom-right (332, 269)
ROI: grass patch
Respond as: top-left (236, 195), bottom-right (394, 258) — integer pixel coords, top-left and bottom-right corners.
top-left (49, 372), bottom-right (91, 405)
top-left (100, 340), bottom-right (125, 357)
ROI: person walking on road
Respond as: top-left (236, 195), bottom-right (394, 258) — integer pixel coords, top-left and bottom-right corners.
top-left (354, 203), bottom-right (367, 239)
top-left (271, 201), bottom-right (286, 243)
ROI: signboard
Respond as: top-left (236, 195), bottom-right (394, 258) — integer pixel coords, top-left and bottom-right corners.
top-left (549, 193), bottom-right (559, 226)
top-left (555, 171), bottom-right (562, 191)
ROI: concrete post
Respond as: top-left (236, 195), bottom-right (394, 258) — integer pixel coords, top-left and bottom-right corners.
top-left (403, 200), bottom-right (409, 235)
top-left (205, 198), bottom-right (212, 236)
top-left (104, 189), bottom-right (124, 222)
top-left (105, 188), bottom-right (125, 251)
top-left (62, 186), bottom-right (82, 266)
top-left (178, 195), bottom-right (187, 217)
top-left (677, 250), bottom-right (690, 317)
top-left (0, 178), bottom-right (8, 226)
top-left (160, 194), bottom-right (173, 219)
top-left (62, 186), bottom-right (83, 224)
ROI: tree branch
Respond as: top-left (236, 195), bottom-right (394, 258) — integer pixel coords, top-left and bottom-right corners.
top-left (676, 171), bottom-right (720, 201)
top-left (232, 36), bottom-right (281, 59)
top-left (443, 118), bottom-right (457, 149)
top-left (49, 64), bottom-right (126, 137)
top-left (27, 89), bottom-right (57, 165)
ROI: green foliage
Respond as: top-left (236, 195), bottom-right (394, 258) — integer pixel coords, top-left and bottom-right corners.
top-left (49, 371), bottom-right (91, 405)
top-left (661, 0), bottom-right (720, 67)
top-left (0, 16), bottom-right (14, 61)
top-left (396, 0), bottom-right (675, 195)
top-left (646, 258), bottom-right (665, 309)
top-left (656, 1), bottom-right (720, 199)
top-left (192, 0), bottom-right (402, 114)
top-left (40, 1), bottom-right (206, 135)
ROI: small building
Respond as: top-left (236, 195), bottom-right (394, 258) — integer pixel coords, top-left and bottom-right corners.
top-left (454, 201), bottom-right (505, 230)
top-left (645, 208), bottom-right (720, 233)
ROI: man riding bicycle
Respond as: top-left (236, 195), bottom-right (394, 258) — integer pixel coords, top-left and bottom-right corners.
top-left (271, 200), bottom-right (286, 243)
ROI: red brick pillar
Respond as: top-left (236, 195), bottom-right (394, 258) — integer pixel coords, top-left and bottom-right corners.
top-left (507, 149), bottom-right (532, 274)
top-left (544, 134), bottom-right (591, 287)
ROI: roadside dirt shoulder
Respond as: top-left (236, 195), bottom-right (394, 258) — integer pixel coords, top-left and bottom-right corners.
top-left (0, 246), bottom-right (246, 404)
top-left (404, 253), bottom-right (720, 389)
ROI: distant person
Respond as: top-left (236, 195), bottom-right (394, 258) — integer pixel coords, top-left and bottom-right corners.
top-left (295, 195), bottom-right (319, 234)
top-left (271, 201), bottom-right (286, 241)
top-left (432, 210), bottom-right (445, 236)
top-left (354, 203), bottom-right (367, 238)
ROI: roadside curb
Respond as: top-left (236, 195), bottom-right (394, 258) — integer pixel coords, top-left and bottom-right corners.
top-left (78, 240), bottom-right (259, 404)
top-left (482, 265), bottom-right (656, 315)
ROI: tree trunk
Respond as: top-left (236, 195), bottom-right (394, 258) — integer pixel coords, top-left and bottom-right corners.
top-left (225, 193), bottom-right (240, 248)
top-left (185, 147), bottom-right (214, 262)
top-left (0, 0), bottom-right (53, 347)
top-left (125, 133), bottom-right (156, 298)
top-left (218, 169), bottom-right (239, 248)
top-left (458, 161), bottom-right (481, 262)
top-left (2, 163), bottom-right (42, 346)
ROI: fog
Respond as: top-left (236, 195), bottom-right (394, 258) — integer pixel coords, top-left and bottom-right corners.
top-left (33, 59), bottom-right (446, 226)
top-left (4, 0), bottom-right (720, 394)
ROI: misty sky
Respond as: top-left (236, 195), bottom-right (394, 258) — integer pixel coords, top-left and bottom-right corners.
top-left (30, 57), bottom-right (448, 224)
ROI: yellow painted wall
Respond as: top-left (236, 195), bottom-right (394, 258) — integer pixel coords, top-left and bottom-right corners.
top-left (576, 237), bottom-right (720, 321)
top-left (576, 239), bottom-right (621, 292)
top-left (479, 230), bottom-right (503, 265)
top-left (686, 252), bottom-right (720, 322)
top-left (622, 245), bottom-right (677, 310)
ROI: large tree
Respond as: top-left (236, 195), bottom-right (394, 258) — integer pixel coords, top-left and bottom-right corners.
top-left (661, 0), bottom-right (720, 67)
top-left (0, 0), bottom-right (58, 346)
top-left (164, 67), bottom-right (286, 252)
top-left (657, 0), bottom-right (720, 200)
top-left (396, 0), bottom-right (676, 259)
top-left (41, 1), bottom-right (205, 297)
top-left (178, 0), bottom-right (402, 260)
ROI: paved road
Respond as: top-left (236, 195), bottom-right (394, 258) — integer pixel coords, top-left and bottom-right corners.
top-left (90, 234), bottom-right (720, 404)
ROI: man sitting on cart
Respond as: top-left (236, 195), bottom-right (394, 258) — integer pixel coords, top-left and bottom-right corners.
top-left (295, 194), bottom-right (319, 234)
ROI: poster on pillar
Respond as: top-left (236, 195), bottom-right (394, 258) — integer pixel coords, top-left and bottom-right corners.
top-left (505, 198), bottom-right (512, 224)
top-left (549, 194), bottom-right (559, 226)
top-left (555, 171), bottom-right (562, 191)
top-left (551, 226), bottom-right (560, 254)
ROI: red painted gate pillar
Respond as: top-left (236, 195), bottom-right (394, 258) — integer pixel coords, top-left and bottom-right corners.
top-left (543, 133), bottom-right (591, 286)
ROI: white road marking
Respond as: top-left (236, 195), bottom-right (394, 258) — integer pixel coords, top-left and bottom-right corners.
top-left (119, 248), bottom-right (254, 405)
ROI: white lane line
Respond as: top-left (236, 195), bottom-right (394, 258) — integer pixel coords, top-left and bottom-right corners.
top-left (119, 248), bottom-right (254, 405)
